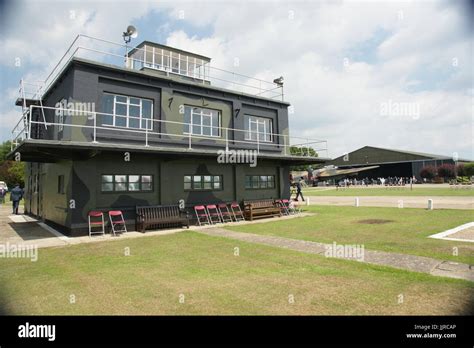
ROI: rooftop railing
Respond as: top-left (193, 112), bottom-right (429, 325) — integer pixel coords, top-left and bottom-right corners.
top-left (19, 35), bottom-right (284, 104)
top-left (11, 105), bottom-right (328, 159)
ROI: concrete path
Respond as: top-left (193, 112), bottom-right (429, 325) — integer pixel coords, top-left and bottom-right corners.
top-left (305, 196), bottom-right (473, 210)
top-left (0, 202), bottom-right (314, 249)
top-left (197, 227), bottom-right (474, 282)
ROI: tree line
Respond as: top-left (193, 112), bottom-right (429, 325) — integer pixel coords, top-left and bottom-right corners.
top-left (0, 141), bottom-right (25, 188)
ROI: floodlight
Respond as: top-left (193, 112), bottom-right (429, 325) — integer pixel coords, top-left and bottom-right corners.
top-left (273, 76), bottom-right (284, 86)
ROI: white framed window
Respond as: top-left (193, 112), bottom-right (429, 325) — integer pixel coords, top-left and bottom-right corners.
top-left (183, 106), bottom-right (220, 137)
top-left (244, 115), bottom-right (273, 142)
top-left (101, 93), bottom-right (153, 130)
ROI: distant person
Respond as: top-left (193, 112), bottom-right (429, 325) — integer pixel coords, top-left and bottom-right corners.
top-left (0, 187), bottom-right (5, 204)
top-left (10, 183), bottom-right (23, 215)
top-left (294, 180), bottom-right (305, 202)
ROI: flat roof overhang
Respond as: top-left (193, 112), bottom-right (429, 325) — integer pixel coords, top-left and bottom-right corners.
top-left (7, 140), bottom-right (328, 165)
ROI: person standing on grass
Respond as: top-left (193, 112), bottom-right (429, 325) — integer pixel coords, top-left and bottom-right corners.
top-left (10, 184), bottom-right (23, 215)
top-left (294, 179), bottom-right (305, 202)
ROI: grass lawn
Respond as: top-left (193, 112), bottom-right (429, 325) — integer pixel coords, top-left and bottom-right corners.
top-left (303, 187), bottom-right (474, 196)
top-left (228, 206), bottom-right (474, 264)
top-left (0, 231), bottom-right (472, 315)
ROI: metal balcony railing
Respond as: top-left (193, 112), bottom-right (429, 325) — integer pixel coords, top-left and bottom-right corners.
top-left (18, 34), bottom-right (285, 104)
top-left (11, 105), bottom-right (328, 158)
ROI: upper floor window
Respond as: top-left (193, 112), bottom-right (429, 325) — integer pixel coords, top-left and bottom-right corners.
top-left (244, 115), bottom-right (273, 142)
top-left (101, 93), bottom-right (153, 130)
top-left (183, 106), bottom-right (220, 137)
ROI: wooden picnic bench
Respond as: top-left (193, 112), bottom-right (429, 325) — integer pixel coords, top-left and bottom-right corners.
top-left (136, 204), bottom-right (190, 232)
top-left (243, 199), bottom-right (282, 221)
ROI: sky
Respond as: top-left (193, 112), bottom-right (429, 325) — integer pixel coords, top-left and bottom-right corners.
top-left (0, 0), bottom-right (472, 160)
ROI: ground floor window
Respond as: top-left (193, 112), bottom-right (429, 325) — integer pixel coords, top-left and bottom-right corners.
top-left (184, 175), bottom-right (222, 190)
top-left (101, 175), bottom-right (153, 192)
top-left (245, 175), bottom-right (275, 189)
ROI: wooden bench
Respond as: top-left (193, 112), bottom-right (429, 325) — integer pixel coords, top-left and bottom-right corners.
top-left (243, 199), bottom-right (282, 221)
top-left (136, 205), bottom-right (190, 232)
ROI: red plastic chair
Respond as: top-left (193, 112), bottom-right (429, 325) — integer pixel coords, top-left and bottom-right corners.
top-left (218, 203), bottom-right (233, 223)
top-left (194, 205), bottom-right (210, 226)
top-left (230, 202), bottom-right (245, 222)
top-left (280, 199), bottom-right (292, 215)
top-left (206, 204), bottom-right (221, 224)
top-left (88, 211), bottom-right (105, 237)
top-left (108, 210), bottom-right (127, 236)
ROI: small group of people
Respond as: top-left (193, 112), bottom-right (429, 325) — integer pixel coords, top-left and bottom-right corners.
top-left (0, 184), bottom-right (23, 215)
top-left (337, 176), bottom-right (416, 187)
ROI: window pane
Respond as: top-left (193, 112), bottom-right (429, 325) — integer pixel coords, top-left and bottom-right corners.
top-left (130, 97), bottom-right (140, 105)
top-left (211, 111), bottom-right (219, 136)
top-left (141, 175), bottom-right (152, 183)
top-left (172, 52), bottom-right (179, 73)
top-left (145, 47), bottom-right (153, 66)
top-left (184, 107), bottom-right (191, 133)
top-left (115, 175), bottom-right (127, 182)
top-left (129, 175), bottom-right (140, 183)
top-left (213, 181), bottom-right (221, 189)
top-left (102, 94), bottom-right (114, 125)
top-left (115, 183), bottom-right (127, 191)
top-left (265, 119), bottom-right (272, 141)
top-left (184, 176), bottom-right (191, 190)
top-left (142, 100), bottom-right (152, 118)
top-left (192, 112), bottom-right (201, 135)
top-left (163, 50), bottom-right (169, 69)
top-left (193, 175), bottom-right (202, 189)
top-left (180, 56), bottom-right (187, 75)
top-left (213, 176), bottom-right (220, 182)
top-left (251, 176), bottom-right (259, 188)
top-left (142, 183), bottom-right (152, 191)
top-left (203, 175), bottom-right (212, 189)
top-left (154, 48), bottom-right (162, 67)
top-left (129, 105), bottom-right (140, 128)
top-left (116, 116), bottom-right (127, 127)
top-left (244, 116), bottom-right (250, 131)
top-left (102, 175), bottom-right (113, 183)
top-left (259, 175), bottom-right (267, 188)
top-left (116, 96), bottom-right (127, 103)
top-left (128, 182), bottom-right (140, 191)
top-left (102, 183), bottom-right (113, 191)
top-left (188, 61), bottom-right (195, 76)
top-left (202, 115), bottom-right (211, 136)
